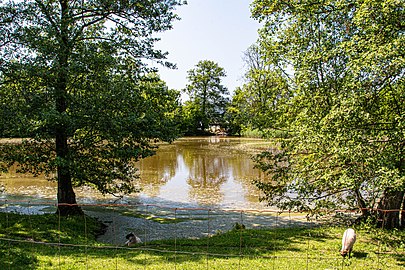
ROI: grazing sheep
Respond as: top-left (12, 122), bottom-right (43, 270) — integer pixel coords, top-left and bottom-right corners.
top-left (233, 222), bottom-right (246, 230)
top-left (125, 232), bottom-right (142, 246)
top-left (340, 228), bottom-right (356, 258)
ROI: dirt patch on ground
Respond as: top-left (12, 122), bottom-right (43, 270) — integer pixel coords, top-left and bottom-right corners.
top-left (86, 207), bottom-right (311, 246)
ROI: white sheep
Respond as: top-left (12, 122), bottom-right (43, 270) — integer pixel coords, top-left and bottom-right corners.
top-left (125, 232), bottom-right (142, 246)
top-left (340, 228), bottom-right (356, 258)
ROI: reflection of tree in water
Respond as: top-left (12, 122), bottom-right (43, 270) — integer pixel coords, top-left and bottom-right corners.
top-left (132, 138), bottom-right (271, 206)
top-left (227, 152), bottom-right (270, 204)
top-left (134, 145), bottom-right (178, 197)
top-left (185, 154), bottom-right (229, 205)
top-left (3, 138), bottom-right (273, 207)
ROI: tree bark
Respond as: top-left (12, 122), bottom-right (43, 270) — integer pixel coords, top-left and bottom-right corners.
top-left (355, 188), bottom-right (371, 218)
top-left (56, 133), bottom-right (82, 216)
top-left (56, 0), bottom-right (82, 216)
top-left (377, 190), bottom-right (404, 229)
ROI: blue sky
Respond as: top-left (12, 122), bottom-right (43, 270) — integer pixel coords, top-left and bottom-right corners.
top-left (155, 0), bottom-right (261, 95)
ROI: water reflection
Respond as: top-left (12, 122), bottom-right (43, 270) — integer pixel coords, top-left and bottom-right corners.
top-left (1, 137), bottom-right (271, 209)
top-left (186, 155), bottom-right (228, 205)
top-left (136, 137), bottom-right (270, 209)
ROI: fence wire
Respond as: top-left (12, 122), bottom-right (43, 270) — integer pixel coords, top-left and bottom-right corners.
top-left (0, 200), bottom-right (404, 269)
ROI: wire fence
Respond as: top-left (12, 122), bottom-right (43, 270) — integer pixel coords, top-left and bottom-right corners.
top-left (0, 200), bottom-right (404, 269)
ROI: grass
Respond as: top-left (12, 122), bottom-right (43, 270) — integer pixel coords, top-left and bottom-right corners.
top-left (0, 212), bottom-right (404, 269)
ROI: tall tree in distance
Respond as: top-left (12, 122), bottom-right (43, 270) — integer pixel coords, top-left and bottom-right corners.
top-left (226, 44), bottom-right (290, 136)
top-left (0, 0), bottom-right (184, 215)
top-left (184, 60), bottom-right (229, 134)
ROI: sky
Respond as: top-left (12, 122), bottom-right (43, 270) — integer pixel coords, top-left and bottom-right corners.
top-left (155, 0), bottom-right (262, 96)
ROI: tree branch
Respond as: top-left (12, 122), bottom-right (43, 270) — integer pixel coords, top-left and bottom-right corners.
top-left (34, 0), bottom-right (60, 36)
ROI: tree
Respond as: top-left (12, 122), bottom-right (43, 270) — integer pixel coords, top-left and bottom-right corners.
top-left (0, 0), bottom-right (184, 215)
top-left (226, 44), bottom-right (290, 136)
top-left (184, 60), bottom-right (229, 133)
top-left (225, 87), bottom-right (249, 136)
top-left (250, 0), bottom-right (404, 228)
top-left (181, 100), bottom-right (203, 135)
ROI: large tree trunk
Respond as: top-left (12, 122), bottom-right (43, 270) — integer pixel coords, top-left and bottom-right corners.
top-left (375, 142), bottom-right (405, 229)
top-left (377, 190), bottom-right (404, 229)
top-left (56, 133), bottom-right (82, 216)
top-left (55, 0), bottom-right (82, 216)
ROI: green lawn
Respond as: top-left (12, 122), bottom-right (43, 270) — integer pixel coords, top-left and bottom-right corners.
top-left (0, 212), bottom-right (404, 269)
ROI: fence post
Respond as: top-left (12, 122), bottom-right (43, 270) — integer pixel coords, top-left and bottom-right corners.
top-left (306, 230), bottom-right (310, 270)
top-left (377, 210), bottom-right (387, 269)
top-left (206, 209), bottom-right (211, 270)
top-left (84, 211), bottom-right (88, 270)
top-left (174, 208), bottom-right (178, 270)
top-left (113, 206), bottom-right (118, 270)
top-left (239, 210), bottom-right (244, 270)
top-left (143, 204), bottom-right (149, 270)
top-left (27, 201), bottom-right (35, 242)
top-left (5, 200), bottom-right (11, 270)
top-left (57, 204), bottom-right (61, 270)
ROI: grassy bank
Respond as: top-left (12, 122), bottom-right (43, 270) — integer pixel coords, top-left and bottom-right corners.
top-left (0, 212), bottom-right (404, 269)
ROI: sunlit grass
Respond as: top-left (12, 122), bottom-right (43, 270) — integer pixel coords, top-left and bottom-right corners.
top-left (0, 212), bottom-right (404, 269)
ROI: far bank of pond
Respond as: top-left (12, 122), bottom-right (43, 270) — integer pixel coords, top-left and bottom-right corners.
top-left (0, 137), bottom-right (273, 210)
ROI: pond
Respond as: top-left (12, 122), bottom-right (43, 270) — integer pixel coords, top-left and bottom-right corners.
top-left (0, 137), bottom-right (272, 210)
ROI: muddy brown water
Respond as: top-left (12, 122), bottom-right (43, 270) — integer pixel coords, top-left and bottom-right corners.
top-left (0, 137), bottom-right (272, 210)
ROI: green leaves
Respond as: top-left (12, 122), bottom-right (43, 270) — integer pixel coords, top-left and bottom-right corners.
top-left (184, 60), bottom-right (230, 134)
top-left (0, 0), bottom-right (183, 201)
top-left (250, 0), bottom-right (405, 220)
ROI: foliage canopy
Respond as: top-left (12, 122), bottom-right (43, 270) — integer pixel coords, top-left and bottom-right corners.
top-left (0, 0), bottom-right (184, 214)
top-left (184, 60), bottom-right (229, 134)
top-left (248, 0), bottom-right (404, 228)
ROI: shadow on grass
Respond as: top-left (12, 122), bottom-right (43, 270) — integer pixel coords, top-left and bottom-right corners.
top-left (143, 226), bottom-right (333, 258)
top-left (0, 212), bottom-right (329, 269)
top-left (0, 212), bottom-right (105, 269)
top-left (0, 242), bottom-right (38, 270)
top-left (352, 251), bottom-right (368, 258)
top-left (394, 255), bottom-right (405, 267)
top-left (1, 212), bottom-right (404, 269)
